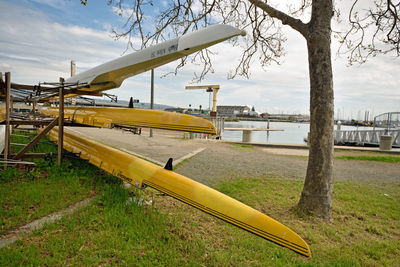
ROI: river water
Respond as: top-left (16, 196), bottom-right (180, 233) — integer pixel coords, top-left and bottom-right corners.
top-left (222, 121), bottom-right (374, 145)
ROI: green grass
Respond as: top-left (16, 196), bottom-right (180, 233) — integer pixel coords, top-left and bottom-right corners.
top-left (0, 184), bottom-right (206, 266)
top-left (0, 130), bottom-right (116, 235)
top-left (336, 155), bottom-right (400, 163)
top-left (0, 158), bottom-right (115, 235)
top-left (1, 131), bottom-right (399, 265)
top-left (1, 175), bottom-right (399, 266)
top-left (216, 177), bottom-right (400, 266)
top-left (10, 129), bottom-right (56, 155)
top-left (268, 151), bottom-right (400, 162)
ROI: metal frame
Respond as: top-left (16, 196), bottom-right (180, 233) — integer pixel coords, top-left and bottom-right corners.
top-left (1, 72), bottom-right (67, 167)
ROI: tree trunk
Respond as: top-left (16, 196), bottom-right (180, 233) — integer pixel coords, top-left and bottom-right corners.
top-left (298, 0), bottom-right (334, 220)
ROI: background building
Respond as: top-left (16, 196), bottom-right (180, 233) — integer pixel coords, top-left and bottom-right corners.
top-left (217, 105), bottom-right (251, 117)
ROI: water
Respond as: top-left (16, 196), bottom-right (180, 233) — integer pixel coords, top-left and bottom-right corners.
top-left (222, 121), bottom-right (374, 145)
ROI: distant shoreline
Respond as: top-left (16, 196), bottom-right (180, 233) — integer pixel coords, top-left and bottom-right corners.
top-left (223, 117), bottom-right (305, 123)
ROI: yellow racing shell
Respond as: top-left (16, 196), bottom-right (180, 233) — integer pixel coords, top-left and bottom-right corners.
top-left (47, 127), bottom-right (311, 257)
top-left (40, 106), bottom-right (216, 134)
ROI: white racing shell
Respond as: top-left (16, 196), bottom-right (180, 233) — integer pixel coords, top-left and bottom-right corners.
top-left (66, 25), bottom-right (246, 92)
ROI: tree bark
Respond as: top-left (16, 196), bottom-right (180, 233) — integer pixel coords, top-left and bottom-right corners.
top-left (298, 0), bottom-right (334, 220)
top-left (250, 0), bottom-right (335, 220)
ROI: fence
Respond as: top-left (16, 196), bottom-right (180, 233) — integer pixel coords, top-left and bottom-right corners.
top-left (334, 129), bottom-right (400, 147)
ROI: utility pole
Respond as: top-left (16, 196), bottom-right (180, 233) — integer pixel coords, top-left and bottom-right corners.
top-left (71, 60), bottom-right (76, 76)
top-left (4, 72), bottom-right (11, 168)
top-left (150, 69), bottom-right (154, 137)
top-left (58, 77), bottom-right (65, 166)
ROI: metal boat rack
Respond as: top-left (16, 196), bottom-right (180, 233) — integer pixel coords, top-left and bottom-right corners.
top-left (0, 72), bottom-right (82, 168)
top-left (0, 78), bottom-right (90, 103)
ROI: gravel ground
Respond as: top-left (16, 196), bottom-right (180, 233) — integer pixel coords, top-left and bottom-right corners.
top-left (176, 142), bottom-right (400, 186)
top-left (68, 127), bottom-right (400, 186)
top-left (68, 127), bottom-right (205, 164)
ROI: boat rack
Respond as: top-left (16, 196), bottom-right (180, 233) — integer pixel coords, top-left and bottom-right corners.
top-left (0, 72), bottom-right (88, 168)
top-left (0, 76), bottom-right (94, 103)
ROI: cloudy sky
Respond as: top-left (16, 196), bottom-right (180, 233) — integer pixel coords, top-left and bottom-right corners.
top-left (0, 0), bottom-right (399, 120)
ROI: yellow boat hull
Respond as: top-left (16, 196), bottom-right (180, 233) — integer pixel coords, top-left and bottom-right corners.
top-left (0, 106), bottom-right (5, 121)
top-left (47, 127), bottom-right (311, 257)
top-left (40, 107), bottom-right (216, 134)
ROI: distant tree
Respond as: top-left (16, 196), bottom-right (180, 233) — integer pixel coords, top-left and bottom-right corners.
top-left (251, 106), bottom-right (255, 112)
top-left (84, 0), bottom-right (399, 220)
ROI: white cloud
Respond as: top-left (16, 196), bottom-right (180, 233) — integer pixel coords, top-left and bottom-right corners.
top-left (0, 2), bottom-right (135, 83)
top-left (0, 1), bottom-right (398, 118)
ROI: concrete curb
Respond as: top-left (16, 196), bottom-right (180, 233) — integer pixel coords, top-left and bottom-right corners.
top-left (222, 140), bottom-right (400, 154)
top-left (174, 147), bottom-right (206, 166)
top-left (120, 148), bottom-right (164, 166)
top-left (0, 196), bottom-right (96, 249)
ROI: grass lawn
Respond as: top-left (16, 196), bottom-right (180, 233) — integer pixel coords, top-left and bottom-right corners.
top-left (0, 130), bottom-right (115, 235)
top-left (335, 155), bottom-right (400, 163)
top-left (1, 174), bottom-right (398, 266)
top-left (1, 132), bottom-right (398, 265)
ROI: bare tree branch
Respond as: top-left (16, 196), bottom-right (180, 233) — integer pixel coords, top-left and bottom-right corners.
top-left (248, 0), bottom-right (309, 36)
top-left (105, 0), bottom-right (306, 81)
top-left (105, 0), bottom-right (399, 76)
top-left (337, 0), bottom-right (400, 64)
